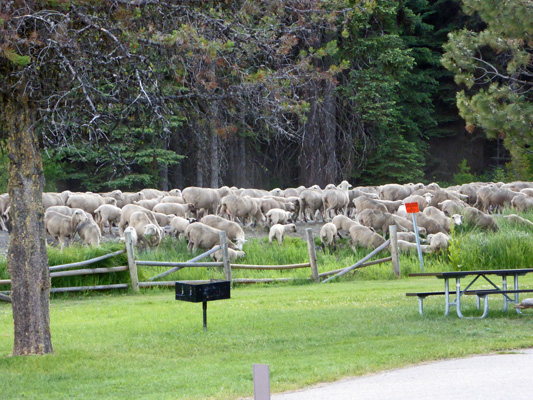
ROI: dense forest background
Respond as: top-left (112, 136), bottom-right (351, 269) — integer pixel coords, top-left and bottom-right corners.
top-left (1, 0), bottom-right (531, 192)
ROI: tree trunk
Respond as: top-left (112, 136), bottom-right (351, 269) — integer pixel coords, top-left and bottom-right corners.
top-left (5, 94), bottom-right (53, 356)
top-left (299, 78), bottom-right (338, 187)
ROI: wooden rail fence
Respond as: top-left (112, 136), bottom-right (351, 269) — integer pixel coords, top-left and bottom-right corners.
top-left (0, 226), bottom-right (401, 302)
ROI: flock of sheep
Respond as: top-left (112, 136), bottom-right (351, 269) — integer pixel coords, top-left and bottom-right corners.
top-left (0, 180), bottom-right (532, 260)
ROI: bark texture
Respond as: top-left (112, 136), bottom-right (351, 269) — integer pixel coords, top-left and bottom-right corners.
top-left (6, 94), bottom-right (53, 356)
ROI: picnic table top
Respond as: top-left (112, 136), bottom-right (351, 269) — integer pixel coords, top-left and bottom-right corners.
top-left (409, 268), bottom-right (533, 278)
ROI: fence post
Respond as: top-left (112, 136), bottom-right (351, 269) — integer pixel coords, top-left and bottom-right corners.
top-left (125, 230), bottom-right (139, 292)
top-left (306, 228), bottom-right (319, 282)
top-left (389, 225), bottom-right (401, 278)
top-left (219, 231), bottom-right (232, 284)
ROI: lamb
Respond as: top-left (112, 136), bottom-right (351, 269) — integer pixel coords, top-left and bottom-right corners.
top-left (128, 211), bottom-right (163, 249)
top-left (123, 226), bottom-right (138, 247)
top-left (209, 247), bottom-right (246, 262)
top-left (66, 193), bottom-right (116, 215)
top-left (169, 216), bottom-right (192, 239)
top-left (462, 207), bottom-right (499, 231)
top-left (152, 202), bottom-right (195, 218)
top-left (503, 214), bottom-right (533, 229)
top-left (348, 225), bottom-right (386, 250)
top-left (269, 223), bottom-right (297, 245)
top-left (94, 204), bottom-right (122, 235)
top-left (427, 232), bottom-right (451, 253)
top-left (76, 218), bottom-right (101, 247)
top-left (265, 208), bottom-right (293, 227)
top-left (118, 204), bottom-right (159, 235)
top-left (44, 209), bottom-right (88, 249)
top-left (200, 214), bottom-right (246, 250)
top-left (320, 222), bottom-right (337, 250)
top-left (511, 194), bottom-right (533, 212)
top-left (185, 222), bottom-right (237, 252)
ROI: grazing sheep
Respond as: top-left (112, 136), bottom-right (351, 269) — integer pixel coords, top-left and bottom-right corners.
top-left (520, 188), bottom-right (533, 198)
top-left (378, 183), bottom-right (422, 201)
top-left (375, 199), bottom-right (403, 214)
top-left (218, 195), bottom-right (265, 226)
top-left (414, 213), bottom-right (447, 235)
top-left (153, 212), bottom-right (175, 228)
top-left (357, 209), bottom-right (403, 238)
top-left (353, 196), bottom-right (388, 214)
top-left (42, 191), bottom-right (71, 210)
top-left (423, 206), bottom-right (462, 232)
top-left (474, 186), bottom-right (519, 213)
top-left (44, 209), bottom-right (88, 249)
top-left (397, 240), bottom-right (433, 254)
top-left (210, 247), bottom-right (246, 262)
top-left (401, 194), bottom-right (429, 212)
top-left (169, 216), bottom-right (193, 239)
top-left (117, 191), bottom-right (145, 208)
top-left (438, 199), bottom-right (466, 216)
top-left (200, 214), bottom-right (246, 250)
top-left (503, 214), bottom-right (533, 229)
top-left (140, 188), bottom-right (168, 200)
top-left (269, 223), bottom-right (297, 245)
top-left (427, 232), bottom-right (451, 253)
top-left (265, 208), bottom-right (293, 227)
top-left (511, 194), bottom-right (533, 212)
top-left (76, 218), bottom-right (101, 247)
top-left (396, 231), bottom-right (424, 243)
top-left (391, 214), bottom-right (427, 236)
top-left (94, 204), bottom-right (122, 235)
top-left (332, 215), bottom-right (359, 235)
top-left (185, 222), bottom-right (236, 252)
top-left (118, 204), bottom-right (159, 235)
top-left (128, 211), bottom-right (163, 249)
top-left (348, 225), bottom-right (385, 250)
top-left (320, 222), bottom-right (337, 250)
top-left (182, 186), bottom-right (231, 217)
top-left (463, 207), bottom-right (499, 231)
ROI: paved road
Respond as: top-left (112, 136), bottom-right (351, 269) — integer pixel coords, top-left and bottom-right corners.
top-left (268, 348), bottom-right (533, 400)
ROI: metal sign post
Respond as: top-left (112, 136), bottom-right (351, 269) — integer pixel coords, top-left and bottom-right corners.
top-left (405, 202), bottom-right (424, 272)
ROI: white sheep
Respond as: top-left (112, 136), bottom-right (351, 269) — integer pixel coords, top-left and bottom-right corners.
top-left (44, 209), bottom-right (88, 249)
top-left (265, 208), bottom-right (293, 227)
top-left (209, 247), bottom-right (246, 262)
top-left (94, 204), bottom-right (122, 235)
top-left (269, 223), bottom-right (297, 245)
top-left (320, 222), bottom-right (337, 250)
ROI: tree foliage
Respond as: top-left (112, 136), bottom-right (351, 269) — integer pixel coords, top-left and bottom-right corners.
top-left (442, 0), bottom-right (533, 179)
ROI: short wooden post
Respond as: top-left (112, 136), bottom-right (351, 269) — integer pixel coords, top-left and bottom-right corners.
top-left (389, 225), bottom-right (401, 278)
top-left (306, 228), bottom-right (319, 282)
top-left (219, 231), bottom-right (232, 283)
top-left (125, 230), bottom-right (139, 292)
top-left (253, 364), bottom-right (270, 400)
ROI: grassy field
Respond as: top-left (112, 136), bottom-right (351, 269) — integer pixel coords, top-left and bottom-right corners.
top-left (0, 210), bottom-right (532, 399)
top-left (1, 279), bottom-right (533, 400)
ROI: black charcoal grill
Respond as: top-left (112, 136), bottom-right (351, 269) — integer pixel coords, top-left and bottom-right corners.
top-left (175, 280), bottom-right (231, 331)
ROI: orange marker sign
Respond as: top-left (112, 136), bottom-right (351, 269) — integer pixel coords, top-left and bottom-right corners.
top-left (404, 202), bottom-right (420, 214)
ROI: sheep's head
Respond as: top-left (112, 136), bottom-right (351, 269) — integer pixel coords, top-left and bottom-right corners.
top-left (423, 193), bottom-right (434, 204)
top-left (452, 214), bottom-right (463, 226)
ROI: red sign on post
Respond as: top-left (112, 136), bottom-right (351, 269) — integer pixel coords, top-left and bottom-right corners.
top-left (404, 202), bottom-right (420, 214)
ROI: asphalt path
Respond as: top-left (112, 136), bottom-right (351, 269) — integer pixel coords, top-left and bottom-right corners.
top-left (265, 348), bottom-right (533, 400)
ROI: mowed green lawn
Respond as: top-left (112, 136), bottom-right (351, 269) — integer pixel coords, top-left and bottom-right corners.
top-left (1, 277), bottom-right (533, 400)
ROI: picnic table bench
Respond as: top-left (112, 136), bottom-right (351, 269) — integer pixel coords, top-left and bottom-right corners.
top-left (407, 268), bottom-right (533, 319)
